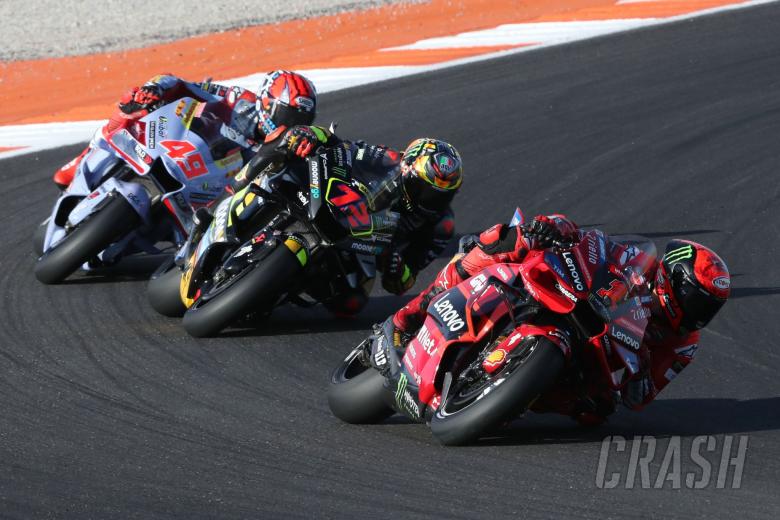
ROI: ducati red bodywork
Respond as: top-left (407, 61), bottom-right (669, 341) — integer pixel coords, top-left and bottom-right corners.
top-left (393, 230), bottom-right (654, 421)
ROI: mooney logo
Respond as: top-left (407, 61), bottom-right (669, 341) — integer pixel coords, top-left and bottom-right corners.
top-left (350, 241), bottom-right (376, 254)
top-left (433, 297), bottom-right (465, 332)
top-left (309, 161), bottom-right (320, 198)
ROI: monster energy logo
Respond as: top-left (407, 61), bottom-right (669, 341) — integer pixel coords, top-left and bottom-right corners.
top-left (395, 373), bottom-right (420, 418)
top-left (405, 139), bottom-right (425, 157)
top-left (664, 245), bottom-right (694, 264)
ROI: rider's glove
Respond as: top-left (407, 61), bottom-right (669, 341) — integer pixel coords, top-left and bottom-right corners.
top-left (281, 125), bottom-right (332, 158)
top-left (381, 252), bottom-right (416, 295)
top-left (118, 85), bottom-right (163, 115)
top-left (525, 215), bottom-right (576, 248)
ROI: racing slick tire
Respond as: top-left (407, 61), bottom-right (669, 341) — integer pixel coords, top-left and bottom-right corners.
top-left (33, 219), bottom-right (47, 257)
top-left (431, 337), bottom-right (565, 446)
top-left (147, 259), bottom-right (187, 317)
top-left (182, 244), bottom-right (302, 338)
top-left (34, 195), bottom-right (140, 284)
top-left (328, 345), bottom-right (394, 424)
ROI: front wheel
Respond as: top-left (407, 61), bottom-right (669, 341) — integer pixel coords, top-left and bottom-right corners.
top-left (147, 259), bottom-right (187, 317)
top-left (33, 219), bottom-right (48, 257)
top-left (34, 195), bottom-right (140, 284)
top-left (328, 343), bottom-right (394, 424)
top-left (430, 337), bottom-right (565, 446)
top-left (182, 244), bottom-right (302, 337)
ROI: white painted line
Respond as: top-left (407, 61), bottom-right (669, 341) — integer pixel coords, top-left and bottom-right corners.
top-left (0, 120), bottom-right (102, 159)
top-left (382, 20), bottom-right (656, 51)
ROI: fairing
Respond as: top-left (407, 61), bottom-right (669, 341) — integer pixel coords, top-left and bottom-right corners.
top-left (41, 98), bottom-right (249, 263)
top-left (393, 226), bottom-right (658, 421)
top-left (179, 148), bottom-right (403, 309)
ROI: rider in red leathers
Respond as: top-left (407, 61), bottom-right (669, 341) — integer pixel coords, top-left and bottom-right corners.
top-left (52, 70), bottom-right (317, 189)
top-left (388, 214), bottom-right (731, 425)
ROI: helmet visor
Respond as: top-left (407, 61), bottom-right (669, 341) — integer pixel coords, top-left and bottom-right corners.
top-left (259, 99), bottom-right (315, 129)
top-left (404, 175), bottom-right (456, 215)
top-left (676, 273), bottom-right (726, 331)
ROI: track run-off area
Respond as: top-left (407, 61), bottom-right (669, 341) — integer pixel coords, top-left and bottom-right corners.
top-left (1, 2), bottom-right (779, 518)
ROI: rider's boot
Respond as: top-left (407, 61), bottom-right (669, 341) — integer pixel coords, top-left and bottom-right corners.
top-left (52, 146), bottom-right (90, 190)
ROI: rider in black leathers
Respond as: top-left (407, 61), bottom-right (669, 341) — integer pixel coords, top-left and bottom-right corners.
top-left (204, 125), bottom-right (464, 315)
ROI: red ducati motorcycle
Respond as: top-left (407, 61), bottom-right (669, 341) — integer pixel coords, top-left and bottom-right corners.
top-left (328, 214), bottom-right (656, 445)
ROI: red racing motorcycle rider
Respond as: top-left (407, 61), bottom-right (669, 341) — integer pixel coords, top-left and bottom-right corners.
top-left (386, 214), bottom-right (731, 424)
top-left (52, 70), bottom-right (318, 189)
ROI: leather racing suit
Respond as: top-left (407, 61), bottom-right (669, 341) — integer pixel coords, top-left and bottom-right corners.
top-left (392, 216), bottom-right (700, 424)
top-left (228, 134), bottom-right (456, 315)
top-left (53, 74), bottom-right (270, 189)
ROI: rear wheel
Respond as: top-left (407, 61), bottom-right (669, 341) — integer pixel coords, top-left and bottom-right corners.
top-left (328, 343), bottom-right (394, 424)
top-left (147, 259), bottom-right (187, 317)
top-left (430, 337), bottom-right (565, 446)
top-left (34, 195), bottom-right (140, 284)
top-left (182, 244), bottom-right (303, 337)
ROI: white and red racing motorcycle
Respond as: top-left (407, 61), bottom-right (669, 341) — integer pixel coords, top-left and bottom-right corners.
top-left (34, 97), bottom-right (249, 284)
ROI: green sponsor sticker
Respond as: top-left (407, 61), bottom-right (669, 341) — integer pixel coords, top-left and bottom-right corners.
top-left (664, 245), bottom-right (693, 264)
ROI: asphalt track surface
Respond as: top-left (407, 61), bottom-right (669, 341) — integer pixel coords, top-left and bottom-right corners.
top-left (2, 4), bottom-right (780, 519)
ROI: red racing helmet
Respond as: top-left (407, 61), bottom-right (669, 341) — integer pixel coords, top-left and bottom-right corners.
top-left (256, 70), bottom-right (317, 141)
top-left (655, 239), bottom-right (730, 333)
